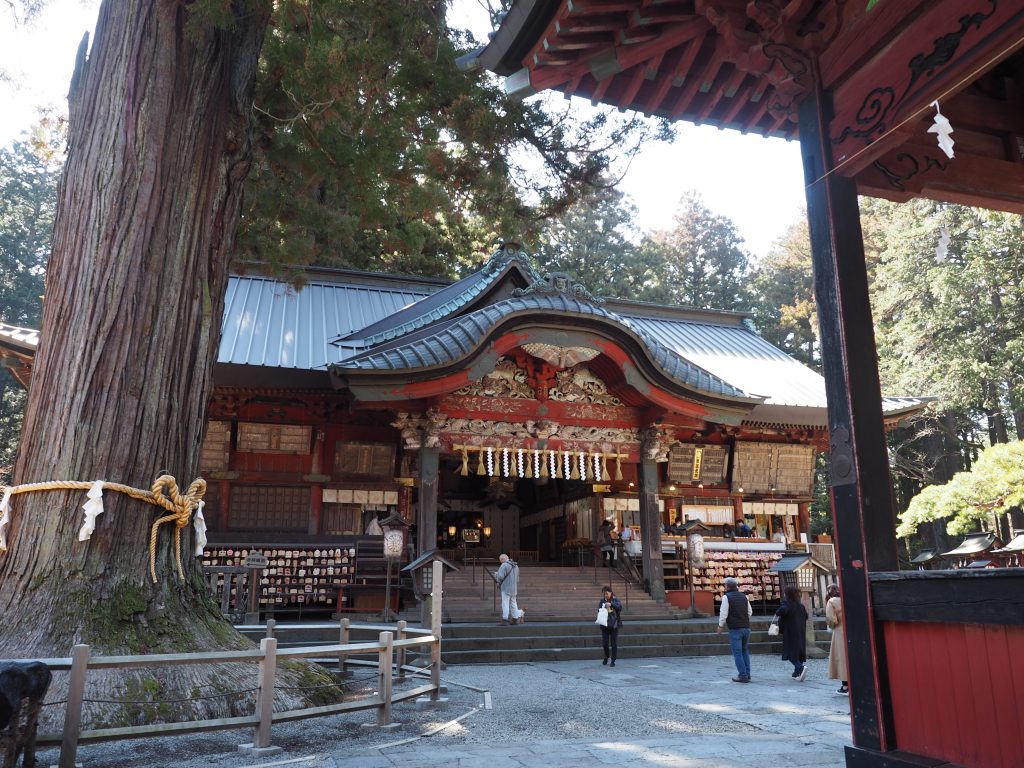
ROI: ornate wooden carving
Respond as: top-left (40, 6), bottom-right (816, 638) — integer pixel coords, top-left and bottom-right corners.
top-left (549, 365), bottom-right (623, 407)
top-left (453, 356), bottom-right (535, 399)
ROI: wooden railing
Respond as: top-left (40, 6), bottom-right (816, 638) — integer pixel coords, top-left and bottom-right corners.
top-left (37, 621), bottom-right (442, 768)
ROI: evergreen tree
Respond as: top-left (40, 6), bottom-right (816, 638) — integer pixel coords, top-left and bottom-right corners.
top-left (0, 135), bottom-right (59, 479)
top-left (240, 0), bottom-right (666, 278)
top-left (635, 192), bottom-right (751, 310)
top-left (534, 184), bottom-right (656, 298)
top-left (748, 217), bottom-right (818, 369)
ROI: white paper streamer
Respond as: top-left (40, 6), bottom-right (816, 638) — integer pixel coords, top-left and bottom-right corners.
top-left (928, 100), bottom-right (955, 159)
top-left (0, 487), bottom-right (12, 551)
top-left (193, 500), bottom-right (207, 556)
top-left (78, 480), bottom-right (105, 541)
top-left (936, 226), bottom-right (951, 262)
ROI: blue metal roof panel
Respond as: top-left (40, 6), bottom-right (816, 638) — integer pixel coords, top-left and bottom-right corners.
top-left (623, 314), bottom-right (828, 407)
top-left (219, 275), bottom-right (432, 369)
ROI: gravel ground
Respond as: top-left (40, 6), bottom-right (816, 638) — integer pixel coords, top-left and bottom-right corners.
top-left (35, 653), bottom-right (843, 768)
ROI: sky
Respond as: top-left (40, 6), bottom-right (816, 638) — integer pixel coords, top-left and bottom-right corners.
top-left (0, 1), bottom-right (808, 261)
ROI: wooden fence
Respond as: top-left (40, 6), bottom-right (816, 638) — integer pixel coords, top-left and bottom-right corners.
top-left (36, 621), bottom-right (442, 768)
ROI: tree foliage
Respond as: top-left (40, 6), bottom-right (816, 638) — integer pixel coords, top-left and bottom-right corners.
top-left (634, 192), bottom-right (751, 310)
top-left (868, 199), bottom-right (1024, 444)
top-left (533, 183), bottom-right (656, 298)
top-left (896, 440), bottom-right (1024, 537)
top-left (747, 216), bottom-right (818, 369)
top-left (239, 0), bottom-right (669, 278)
top-left (0, 134), bottom-right (59, 478)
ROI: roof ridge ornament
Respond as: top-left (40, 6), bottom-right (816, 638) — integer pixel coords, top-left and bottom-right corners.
top-left (487, 240), bottom-right (538, 274)
top-left (511, 271), bottom-right (604, 304)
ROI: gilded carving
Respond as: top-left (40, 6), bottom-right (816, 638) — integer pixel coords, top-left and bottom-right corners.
top-left (549, 366), bottom-right (622, 406)
top-left (453, 357), bottom-right (535, 399)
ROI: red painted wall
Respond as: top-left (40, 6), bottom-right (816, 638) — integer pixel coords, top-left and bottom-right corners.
top-left (883, 620), bottom-right (1024, 768)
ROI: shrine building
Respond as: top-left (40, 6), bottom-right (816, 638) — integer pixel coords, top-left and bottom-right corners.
top-left (190, 244), bottom-right (927, 615)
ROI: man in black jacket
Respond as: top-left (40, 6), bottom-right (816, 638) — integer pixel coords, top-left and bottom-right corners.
top-left (717, 576), bottom-right (753, 682)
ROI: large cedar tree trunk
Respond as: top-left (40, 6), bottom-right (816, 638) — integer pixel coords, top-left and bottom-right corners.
top-left (0, 1), bottom-right (339, 726)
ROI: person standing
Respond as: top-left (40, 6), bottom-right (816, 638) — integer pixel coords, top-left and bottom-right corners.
top-left (596, 520), bottom-right (615, 567)
top-left (717, 576), bottom-right (752, 682)
top-left (597, 585), bottom-right (623, 667)
top-left (776, 585), bottom-right (809, 680)
top-left (826, 584), bottom-right (848, 694)
top-left (494, 554), bottom-right (525, 625)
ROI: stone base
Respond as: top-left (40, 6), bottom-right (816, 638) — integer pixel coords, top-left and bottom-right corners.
top-left (361, 721), bottom-right (402, 731)
top-left (415, 696), bottom-right (449, 709)
top-left (237, 742), bottom-right (283, 757)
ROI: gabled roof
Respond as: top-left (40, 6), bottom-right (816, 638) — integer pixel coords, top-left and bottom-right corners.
top-left (332, 287), bottom-right (756, 404)
top-left (941, 532), bottom-right (1000, 557)
top-left (770, 553), bottom-right (831, 573)
top-left (333, 244), bottom-right (542, 351)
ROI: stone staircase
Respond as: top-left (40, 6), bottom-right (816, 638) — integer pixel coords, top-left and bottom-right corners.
top-left (436, 616), bottom-right (831, 665)
top-left (236, 562), bottom-right (832, 666)
top-left (436, 563), bottom-right (675, 623)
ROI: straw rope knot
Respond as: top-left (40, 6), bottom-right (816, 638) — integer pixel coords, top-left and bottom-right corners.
top-left (0, 474), bottom-right (205, 584)
top-left (148, 475), bottom-right (208, 584)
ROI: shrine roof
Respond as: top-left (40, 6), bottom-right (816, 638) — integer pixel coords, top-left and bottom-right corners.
top-left (213, 255), bottom-right (931, 423)
top-left (0, 322), bottom-right (39, 353)
top-left (941, 531), bottom-right (1000, 557)
top-left (332, 244), bottom-right (542, 350)
top-left (218, 268), bottom-right (444, 370)
top-left (331, 289), bottom-right (757, 403)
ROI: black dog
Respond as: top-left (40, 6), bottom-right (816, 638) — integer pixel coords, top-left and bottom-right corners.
top-left (0, 662), bottom-right (52, 731)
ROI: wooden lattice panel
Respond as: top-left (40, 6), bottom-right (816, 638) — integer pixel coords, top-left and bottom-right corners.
top-left (731, 443), bottom-right (774, 494)
top-left (322, 503), bottom-right (362, 535)
top-left (774, 444), bottom-right (816, 495)
top-left (237, 423), bottom-right (312, 454)
top-left (200, 420), bottom-right (231, 472)
top-left (334, 442), bottom-right (395, 477)
top-left (667, 444), bottom-right (729, 485)
top-left (228, 485), bottom-right (310, 531)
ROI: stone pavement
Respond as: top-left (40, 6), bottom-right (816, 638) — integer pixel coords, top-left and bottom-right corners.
top-left (47, 653), bottom-right (853, 767)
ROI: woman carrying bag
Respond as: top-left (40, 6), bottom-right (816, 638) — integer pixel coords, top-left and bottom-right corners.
top-left (826, 584), bottom-right (848, 694)
top-left (596, 585), bottom-right (623, 667)
top-left (775, 584), bottom-right (809, 681)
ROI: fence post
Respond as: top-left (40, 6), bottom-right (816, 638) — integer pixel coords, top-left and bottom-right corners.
top-left (58, 644), bottom-right (90, 768)
top-left (395, 620), bottom-right (407, 681)
top-left (338, 617), bottom-right (350, 677)
top-left (254, 637), bottom-right (277, 749)
top-left (265, 618), bottom-right (276, 639)
top-left (376, 631), bottom-right (393, 726)
top-left (431, 559), bottom-right (443, 701)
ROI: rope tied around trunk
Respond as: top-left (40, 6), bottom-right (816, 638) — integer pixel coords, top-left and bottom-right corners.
top-left (0, 474), bottom-right (207, 583)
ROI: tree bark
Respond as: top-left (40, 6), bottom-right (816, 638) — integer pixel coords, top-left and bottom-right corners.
top-left (0, 2), bottom-right (317, 726)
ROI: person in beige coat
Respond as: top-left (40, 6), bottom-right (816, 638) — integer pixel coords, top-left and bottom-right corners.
top-left (826, 584), bottom-right (848, 695)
